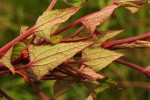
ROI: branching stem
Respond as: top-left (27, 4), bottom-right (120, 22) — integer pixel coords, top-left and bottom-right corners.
top-left (47, 0), bottom-right (57, 10)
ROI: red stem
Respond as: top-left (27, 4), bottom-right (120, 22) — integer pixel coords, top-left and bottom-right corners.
top-left (28, 34), bottom-right (36, 45)
top-left (115, 59), bottom-right (149, 77)
top-left (54, 20), bottom-right (81, 35)
top-left (0, 64), bottom-right (31, 75)
top-left (0, 89), bottom-right (13, 100)
top-left (103, 32), bottom-right (150, 49)
top-left (47, 0), bottom-right (57, 10)
top-left (28, 79), bottom-right (49, 100)
top-left (0, 27), bottom-right (35, 54)
top-left (69, 25), bottom-right (85, 38)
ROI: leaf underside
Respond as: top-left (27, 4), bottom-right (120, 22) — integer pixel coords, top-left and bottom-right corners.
top-left (11, 42), bottom-right (26, 59)
top-left (0, 48), bottom-right (15, 74)
top-left (81, 66), bottom-right (105, 81)
top-left (34, 7), bottom-right (80, 41)
top-left (28, 41), bottom-right (93, 80)
top-left (82, 47), bottom-right (123, 71)
top-left (81, 4), bottom-right (118, 33)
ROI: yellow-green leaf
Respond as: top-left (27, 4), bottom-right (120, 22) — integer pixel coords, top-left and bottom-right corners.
top-left (0, 48), bottom-right (15, 74)
top-left (82, 48), bottom-right (123, 71)
top-left (11, 42), bottom-right (26, 59)
top-left (54, 77), bottom-right (76, 97)
top-left (95, 78), bottom-right (119, 94)
top-left (125, 7), bottom-right (140, 13)
top-left (92, 30), bottom-right (123, 47)
top-left (120, 2), bottom-right (141, 13)
top-left (20, 25), bottom-right (29, 35)
top-left (49, 35), bottom-right (62, 44)
top-left (62, 0), bottom-right (86, 7)
top-left (81, 4), bottom-right (118, 34)
top-left (34, 7), bottom-right (80, 41)
top-left (28, 41), bottom-right (93, 80)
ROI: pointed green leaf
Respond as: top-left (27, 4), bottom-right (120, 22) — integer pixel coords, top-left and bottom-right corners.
top-left (54, 77), bottom-right (77, 97)
top-left (81, 4), bottom-right (118, 33)
top-left (63, 0), bottom-right (86, 6)
top-left (34, 7), bottom-right (80, 41)
top-left (82, 48), bottom-right (123, 71)
top-left (95, 78), bottom-right (119, 94)
top-left (28, 41), bottom-right (93, 80)
top-left (11, 42), bottom-right (26, 59)
top-left (0, 48), bottom-right (15, 74)
top-left (92, 30), bottom-right (123, 47)
top-left (81, 66), bottom-right (105, 81)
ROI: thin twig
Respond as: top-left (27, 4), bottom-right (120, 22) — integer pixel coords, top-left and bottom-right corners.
top-left (28, 34), bottom-right (36, 45)
top-left (69, 25), bottom-right (85, 38)
top-left (103, 32), bottom-right (150, 49)
top-left (0, 89), bottom-right (13, 100)
top-left (115, 59), bottom-right (150, 77)
top-left (63, 62), bottom-right (85, 80)
top-left (28, 79), bottom-right (49, 100)
top-left (0, 64), bottom-right (31, 75)
top-left (0, 27), bottom-right (35, 54)
top-left (47, 0), bottom-right (57, 10)
top-left (54, 20), bottom-right (81, 35)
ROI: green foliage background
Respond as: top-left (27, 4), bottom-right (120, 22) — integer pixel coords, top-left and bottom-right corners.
top-left (0, 0), bottom-right (150, 100)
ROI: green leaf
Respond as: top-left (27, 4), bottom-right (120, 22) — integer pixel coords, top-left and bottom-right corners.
top-left (19, 25), bottom-right (29, 35)
top-left (80, 66), bottom-right (105, 81)
top-left (95, 78), bottom-right (119, 94)
top-left (54, 77), bottom-right (77, 97)
top-left (11, 42), bottom-right (26, 59)
top-left (81, 4), bottom-right (118, 34)
top-left (92, 30), bottom-right (123, 47)
top-left (0, 48), bottom-right (15, 74)
top-left (125, 6), bottom-right (140, 13)
top-left (82, 48), bottom-right (123, 71)
top-left (34, 7), bottom-right (80, 41)
top-left (62, 0), bottom-right (86, 6)
top-left (49, 35), bottom-right (62, 44)
top-left (120, 2), bottom-right (141, 13)
top-left (83, 78), bottom-right (119, 94)
top-left (28, 41), bottom-right (93, 80)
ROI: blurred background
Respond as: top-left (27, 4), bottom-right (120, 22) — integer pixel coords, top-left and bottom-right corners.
top-left (0, 0), bottom-right (150, 100)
